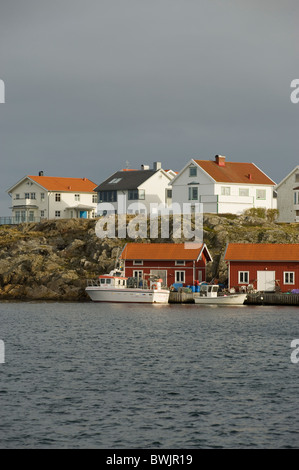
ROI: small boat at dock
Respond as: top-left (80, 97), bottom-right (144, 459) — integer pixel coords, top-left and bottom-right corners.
top-left (194, 284), bottom-right (247, 305)
top-left (85, 269), bottom-right (170, 304)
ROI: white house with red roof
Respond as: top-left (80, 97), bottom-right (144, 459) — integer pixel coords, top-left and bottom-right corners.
top-left (170, 155), bottom-right (277, 215)
top-left (6, 172), bottom-right (97, 223)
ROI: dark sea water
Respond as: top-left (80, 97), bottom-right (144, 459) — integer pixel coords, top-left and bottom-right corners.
top-left (0, 301), bottom-right (299, 449)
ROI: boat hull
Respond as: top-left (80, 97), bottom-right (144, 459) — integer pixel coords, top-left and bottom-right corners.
top-left (194, 293), bottom-right (247, 305)
top-left (85, 287), bottom-right (170, 304)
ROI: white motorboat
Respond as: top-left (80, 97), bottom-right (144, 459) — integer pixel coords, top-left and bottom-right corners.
top-left (85, 269), bottom-right (170, 304)
top-left (194, 284), bottom-right (247, 305)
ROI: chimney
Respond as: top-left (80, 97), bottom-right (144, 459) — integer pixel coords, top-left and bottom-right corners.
top-left (39, 171), bottom-right (44, 176)
top-left (141, 164), bottom-right (150, 170)
top-left (248, 173), bottom-right (252, 181)
top-left (153, 161), bottom-right (162, 171)
top-left (215, 155), bottom-right (226, 167)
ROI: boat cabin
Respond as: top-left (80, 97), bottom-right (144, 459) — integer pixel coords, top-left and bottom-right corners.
top-left (199, 285), bottom-right (219, 298)
top-left (98, 275), bottom-right (128, 289)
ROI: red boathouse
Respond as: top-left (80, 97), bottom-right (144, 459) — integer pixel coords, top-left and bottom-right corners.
top-left (224, 243), bottom-right (299, 292)
top-left (119, 242), bottom-right (213, 288)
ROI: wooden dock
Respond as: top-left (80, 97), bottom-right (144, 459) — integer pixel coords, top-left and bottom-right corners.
top-left (169, 291), bottom-right (195, 304)
top-left (169, 291), bottom-right (299, 305)
top-left (245, 293), bottom-right (299, 306)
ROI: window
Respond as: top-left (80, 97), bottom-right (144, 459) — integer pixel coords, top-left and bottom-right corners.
top-left (133, 260), bottom-right (143, 265)
top-left (175, 271), bottom-right (185, 283)
top-left (138, 189), bottom-right (145, 200)
top-left (92, 194), bottom-right (97, 203)
top-left (188, 187), bottom-right (198, 201)
top-left (175, 260), bottom-right (185, 266)
top-left (239, 188), bottom-right (249, 197)
top-left (75, 194), bottom-right (80, 201)
top-left (108, 177), bottom-right (122, 184)
top-left (238, 271), bottom-right (249, 284)
top-left (41, 210), bottom-right (45, 218)
top-left (41, 193), bottom-right (45, 201)
top-left (284, 272), bottom-right (295, 285)
top-left (221, 187), bottom-right (231, 196)
top-left (25, 192), bottom-right (30, 199)
top-left (15, 211), bottom-right (20, 223)
top-left (55, 211), bottom-right (61, 217)
top-left (55, 193), bottom-right (61, 202)
top-left (166, 189), bottom-right (172, 198)
top-left (256, 189), bottom-right (266, 200)
top-left (99, 190), bottom-right (117, 202)
top-left (29, 211), bottom-right (34, 222)
top-left (128, 189), bottom-right (139, 200)
top-left (133, 270), bottom-right (143, 279)
top-left (15, 194), bottom-right (20, 200)
top-left (295, 174), bottom-right (299, 182)
top-left (30, 193), bottom-right (36, 199)
top-left (189, 166), bottom-right (197, 177)
top-left (295, 192), bottom-right (297, 205)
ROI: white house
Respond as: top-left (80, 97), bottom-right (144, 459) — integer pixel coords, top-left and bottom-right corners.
top-left (170, 155), bottom-right (277, 215)
top-left (6, 172), bottom-right (98, 223)
top-left (95, 162), bottom-right (175, 215)
top-left (275, 166), bottom-right (299, 223)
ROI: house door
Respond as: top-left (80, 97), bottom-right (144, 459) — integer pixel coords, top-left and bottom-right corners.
top-left (80, 211), bottom-right (87, 219)
top-left (257, 271), bottom-right (276, 292)
top-left (150, 270), bottom-right (167, 287)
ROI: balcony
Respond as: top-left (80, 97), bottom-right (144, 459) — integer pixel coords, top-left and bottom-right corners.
top-left (12, 197), bottom-right (39, 209)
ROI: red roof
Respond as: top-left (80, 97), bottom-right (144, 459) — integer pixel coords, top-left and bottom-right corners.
top-left (224, 243), bottom-right (299, 261)
top-left (194, 160), bottom-right (275, 185)
top-left (120, 243), bottom-right (212, 261)
top-left (28, 175), bottom-right (97, 192)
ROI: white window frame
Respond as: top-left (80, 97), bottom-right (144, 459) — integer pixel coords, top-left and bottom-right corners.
top-left (238, 271), bottom-right (249, 284)
top-left (175, 270), bottom-right (185, 283)
top-left (221, 186), bottom-right (231, 196)
top-left (55, 193), bottom-right (61, 202)
top-left (284, 272), bottom-right (295, 285)
top-left (133, 270), bottom-right (143, 279)
top-left (55, 210), bottom-right (61, 218)
top-left (175, 260), bottom-right (185, 266)
top-left (133, 260), bottom-right (143, 265)
top-left (239, 188), bottom-right (249, 197)
top-left (256, 189), bottom-right (266, 200)
top-left (75, 194), bottom-right (80, 202)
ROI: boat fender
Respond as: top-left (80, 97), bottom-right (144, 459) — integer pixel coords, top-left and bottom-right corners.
top-left (153, 284), bottom-right (158, 290)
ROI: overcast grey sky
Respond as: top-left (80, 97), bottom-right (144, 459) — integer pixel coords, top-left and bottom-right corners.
top-left (0, 0), bottom-right (298, 213)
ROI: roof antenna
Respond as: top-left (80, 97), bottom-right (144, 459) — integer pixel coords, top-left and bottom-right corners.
top-left (125, 160), bottom-right (130, 169)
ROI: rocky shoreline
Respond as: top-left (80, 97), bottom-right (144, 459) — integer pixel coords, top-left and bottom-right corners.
top-left (0, 215), bottom-right (298, 301)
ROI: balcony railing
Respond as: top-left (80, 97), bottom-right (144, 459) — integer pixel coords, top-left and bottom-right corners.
top-left (0, 216), bottom-right (42, 225)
